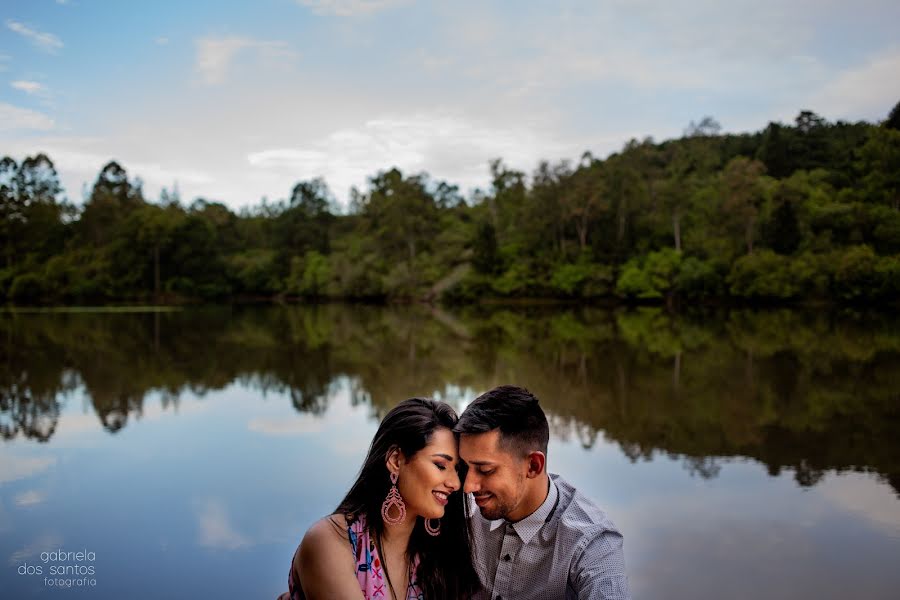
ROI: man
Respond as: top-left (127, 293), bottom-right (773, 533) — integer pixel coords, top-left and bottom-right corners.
top-left (456, 385), bottom-right (630, 600)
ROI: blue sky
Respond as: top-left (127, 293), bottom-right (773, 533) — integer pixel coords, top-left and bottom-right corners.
top-left (2, 0), bottom-right (899, 210)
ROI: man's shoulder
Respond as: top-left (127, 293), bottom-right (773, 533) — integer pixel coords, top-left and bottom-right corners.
top-left (550, 474), bottom-right (622, 540)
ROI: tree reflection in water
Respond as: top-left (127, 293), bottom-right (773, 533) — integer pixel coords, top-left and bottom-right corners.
top-left (1, 305), bottom-right (898, 494)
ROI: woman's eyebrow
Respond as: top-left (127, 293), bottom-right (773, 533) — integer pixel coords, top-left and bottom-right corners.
top-left (431, 453), bottom-right (455, 462)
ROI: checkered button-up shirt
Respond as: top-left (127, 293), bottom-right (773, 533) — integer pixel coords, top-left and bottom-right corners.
top-left (470, 474), bottom-right (630, 600)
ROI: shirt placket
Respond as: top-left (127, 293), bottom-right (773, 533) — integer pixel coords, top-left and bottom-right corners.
top-left (490, 523), bottom-right (520, 600)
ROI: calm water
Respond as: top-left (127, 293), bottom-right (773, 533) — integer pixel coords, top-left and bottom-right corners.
top-left (1, 305), bottom-right (899, 599)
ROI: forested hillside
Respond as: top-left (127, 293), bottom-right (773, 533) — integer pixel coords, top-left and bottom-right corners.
top-left (2, 103), bottom-right (899, 304)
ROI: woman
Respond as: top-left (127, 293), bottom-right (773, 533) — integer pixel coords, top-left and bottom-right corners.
top-left (281, 398), bottom-right (480, 600)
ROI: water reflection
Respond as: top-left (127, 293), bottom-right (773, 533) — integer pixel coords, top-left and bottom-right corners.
top-left (1, 305), bottom-right (899, 494)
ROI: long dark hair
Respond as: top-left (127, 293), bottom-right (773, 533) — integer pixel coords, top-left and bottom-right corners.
top-left (335, 397), bottom-right (480, 600)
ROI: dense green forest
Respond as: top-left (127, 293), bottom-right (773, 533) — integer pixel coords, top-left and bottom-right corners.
top-left (2, 103), bottom-right (899, 304)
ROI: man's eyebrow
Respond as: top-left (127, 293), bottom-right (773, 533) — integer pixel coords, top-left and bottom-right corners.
top-left (462, 460), bottom-right (495, 466)
top-left (431, 453), bottom-right (456, 462)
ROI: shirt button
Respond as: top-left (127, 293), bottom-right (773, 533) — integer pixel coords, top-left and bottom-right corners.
top-left (503, 554), bottom-right (511, 561)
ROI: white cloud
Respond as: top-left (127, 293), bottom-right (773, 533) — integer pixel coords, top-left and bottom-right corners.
top-left (195, 498), bottom-right (250, 549)
top-left (5, 19), bottom-right (64, 53)
top-left (0, 454), bottom-right (56, 485)
top-left (0, 102), bottom-right (54, 131)
top-left (14, 490), bottom-right (45, 507)
top-left (247, 112), bottom-right (572, 200)
top-left (817, 471), bottom-right (900, 531)
top-left (0, 54), bottom-right (10, 72)
top-left (11, 80), bottom-right (46, 96)
top-left (297, 0), bottom-right (410, 17)
top-left (248, 417), bottom-right (324, 435)
top-left (194, 36), bottom-right (296, 85)
top-left (814, 49), bottom-right (900, 121)
top-left (8, 534), bottom-right (64, 566)
top-left (155, 36), bottom-right (170, 45)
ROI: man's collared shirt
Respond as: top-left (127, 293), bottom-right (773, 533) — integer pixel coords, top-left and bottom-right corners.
top-left (470, 474), bottom-right (630, 600)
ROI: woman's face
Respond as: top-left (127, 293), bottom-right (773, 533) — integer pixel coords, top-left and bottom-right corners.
top-left (396, 427), bottom-right (461, 520)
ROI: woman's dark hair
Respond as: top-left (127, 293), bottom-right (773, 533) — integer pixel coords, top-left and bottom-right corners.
top-left (334, 397), bottom-right (480, 600)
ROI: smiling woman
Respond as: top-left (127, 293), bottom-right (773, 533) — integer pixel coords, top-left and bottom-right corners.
top-left (278, 398), bottom-right (480, 600)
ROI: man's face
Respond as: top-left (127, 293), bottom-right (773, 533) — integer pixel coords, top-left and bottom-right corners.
top-left (459, 429), bottom-right (528, 521)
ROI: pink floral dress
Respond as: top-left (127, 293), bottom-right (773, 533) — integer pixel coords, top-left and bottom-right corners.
top-left (287, 514), bottom-right (424, 600)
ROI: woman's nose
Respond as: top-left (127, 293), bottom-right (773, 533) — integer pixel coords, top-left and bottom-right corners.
top-left (447, 469), bottom-right (461, 491)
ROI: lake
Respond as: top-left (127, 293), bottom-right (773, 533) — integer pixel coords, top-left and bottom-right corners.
top-left (1, 304), bottom-right (899, 599)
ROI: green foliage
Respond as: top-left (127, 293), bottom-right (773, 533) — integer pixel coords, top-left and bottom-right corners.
top-left (616, 249), bottom-right (682, 299)
top-left (472, 222), bottom-right (501, 274)
top-left (728, 250), bottom-right (800, 299)
top-left (3, 103), bottom-right (900, 306)
top-left (677, 257), bottom-right (725, 298)
top-left (285, 251), bottom-right (331, 298)
top-left (9, 273), bottom-right (45, 302)
top-left (551, 261), bottom-right (613, 297)
top-left (833, 245), bottom-right (879, 301)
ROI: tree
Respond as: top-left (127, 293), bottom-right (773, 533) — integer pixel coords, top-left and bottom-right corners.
top-left (722, 157), bottom-right (767, 254)
top-left (767, 182), bottom-right (802, 255)
top-left (80, 161), bottom-right (144, 246)
top-left (684, 116), bottom-right (722, 137)
top-left (858, 127), bottom-right (900, 210)
top-left (472, 222), bottom-right (500, 274)
top-left (134, 204), bottom-right (184, 299)
top-left (359, 168), bottom-right (439, 281)
top-left (886, 99), bottom-right (900, 131)
top-left (662, 137), bottom-right (719, 251)
top-left (564, 162), bottom-right (610, 252)
top-left (0, 157), bottom-right (21, 269)
top-left (487, 158), bottom-right (526, 238)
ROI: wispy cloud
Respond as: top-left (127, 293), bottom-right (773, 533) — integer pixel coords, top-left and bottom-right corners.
top-left (11, 80), bottom-right (47, 96)
top-left (248, 417), bottom-right (324, 436)
top-left (814, 48), bottom-right (900, 120)
top-left (0, 454), bottom-right (56, 485)
top-left (8, 534), bottom-right (64, 566)
top-left (297, 0), bottom-right (410, 17)
top-left (14, 490), bottom-right (45, 507)
top-left (0, 102), bottom-right (55, 131)
top-left (5, 19), bottom-right (64, 53)
top-left (155, 36), bottom-right (170, 45)
top-left (194, 36), bottom-right (296, 84)
top-left (248, 112), bottom-right (571, 197)
top-left (195, 498), bottom-right (250, 549)
top-left (0, 54), bottom-right (10, 72)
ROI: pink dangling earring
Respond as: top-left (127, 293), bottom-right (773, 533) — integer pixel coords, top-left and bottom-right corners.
top-left (424, 518), bottom-right (441, 536)
top-left (381, 472), bottom-right (406, 524)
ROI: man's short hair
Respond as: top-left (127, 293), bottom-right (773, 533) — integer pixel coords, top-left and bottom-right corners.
top-left (455, 385), bottom-right (549, 457)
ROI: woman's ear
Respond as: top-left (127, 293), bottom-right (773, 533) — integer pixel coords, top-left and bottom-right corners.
top-left (385, 445), bottom-right (404, 475)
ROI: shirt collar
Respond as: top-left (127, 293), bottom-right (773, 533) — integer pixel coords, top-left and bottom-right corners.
top-left (488, 477), bottom-right (558, 545)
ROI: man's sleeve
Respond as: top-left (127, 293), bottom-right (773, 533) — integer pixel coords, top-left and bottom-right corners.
top-left (569, 529), bottom-right (631, 600)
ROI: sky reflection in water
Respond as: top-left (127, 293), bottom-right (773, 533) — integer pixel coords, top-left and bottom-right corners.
top-left (1, 306), bottom-right (899, 599)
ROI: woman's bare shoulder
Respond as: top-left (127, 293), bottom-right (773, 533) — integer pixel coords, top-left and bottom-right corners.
top-left (298, 515), bottom-right (351, 561)
top-left (291, 514), bottom-right (362, 600)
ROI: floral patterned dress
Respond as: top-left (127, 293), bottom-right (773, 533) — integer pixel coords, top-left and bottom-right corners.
top-left (286, 514), bottom-right (424, 600)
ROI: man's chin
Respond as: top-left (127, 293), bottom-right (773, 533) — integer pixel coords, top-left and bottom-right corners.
top-left (478, 506), bottom-right (503, 520)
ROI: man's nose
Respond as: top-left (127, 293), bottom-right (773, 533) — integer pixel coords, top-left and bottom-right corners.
top-left (463, 473), bottom-right (480, 494)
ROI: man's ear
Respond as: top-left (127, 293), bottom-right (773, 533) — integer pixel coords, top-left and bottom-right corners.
top-left (385, 445), bottom-right (404, 475)
top-left (524, 451), bottom-right (546, 479)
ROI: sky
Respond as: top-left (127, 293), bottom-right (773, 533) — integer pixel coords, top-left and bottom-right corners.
top-left (1, 0), bottom-right (899, 211)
